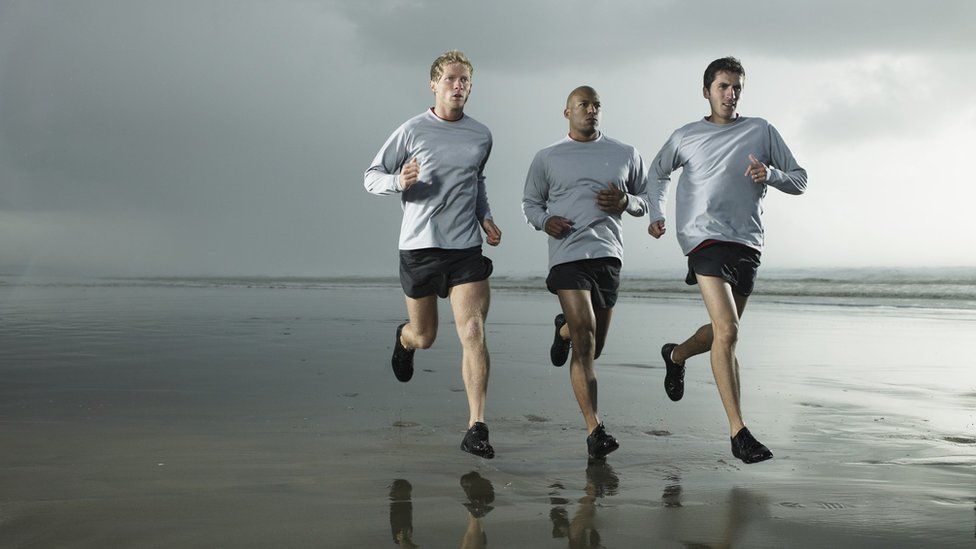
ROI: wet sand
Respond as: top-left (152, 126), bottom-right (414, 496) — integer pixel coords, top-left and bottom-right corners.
top-left (0, 281), bottom-right (974, 547)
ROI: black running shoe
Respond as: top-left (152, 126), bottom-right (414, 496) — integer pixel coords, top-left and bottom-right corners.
top-left (730, 427), bottom-right (773, 464)
top-left (550, 314), bottom-right (571, 367)
top-left (661, 343), bottom-right (685, 401)
top-left (391, 322), bottom-right (414, 382)
top-left (586, 423), bottom-right (619, 459)
top-left (461, 422), bottom-right (495, 459)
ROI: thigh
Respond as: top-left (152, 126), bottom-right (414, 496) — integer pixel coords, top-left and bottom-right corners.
top-left (732, 291), bottom-right (749, 319)
top-left (696, 274), bottom-right (739, 329)
top-left (448, 279), bottom-right (491, 327)
top-left (593, 306), bottom-right (613, 349)
top-left (557, 289), bottom-right (597, 334)
top-left (405, 294), bottom-right (438, 332)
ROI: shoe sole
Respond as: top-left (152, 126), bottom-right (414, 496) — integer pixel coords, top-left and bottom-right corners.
top-left (461, 443), bottom-right (495, 459)
top-left (733, 449), bottom-right (774, 464)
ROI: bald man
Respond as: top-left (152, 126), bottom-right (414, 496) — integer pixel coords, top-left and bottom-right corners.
top-left (522, 86), bottom-right (650, 459)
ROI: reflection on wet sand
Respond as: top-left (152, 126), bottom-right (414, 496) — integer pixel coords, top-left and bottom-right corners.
top-left (459, 472), bottom-right (494, 549)
top-left (662, 478), bottom-right (770, 549)
top-left (389, 479), bottom-right (417, 548)
top-left (388, 472), bottom-right (495, 548)
top-left (549, 459), bottom-right (620, 548)
top-left (662, 474), bottom-right (682, 509)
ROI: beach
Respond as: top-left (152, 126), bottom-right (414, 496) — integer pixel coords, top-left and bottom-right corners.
top-left (0, 278), bottom-right (974, 547)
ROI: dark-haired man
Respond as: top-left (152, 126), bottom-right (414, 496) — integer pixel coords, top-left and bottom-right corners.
top-left (365, 50), bottom-right (501, 459)
top-left (523, 86), bottom-right (649, 459)
top-left (647, 57), bottom-right (808, 464)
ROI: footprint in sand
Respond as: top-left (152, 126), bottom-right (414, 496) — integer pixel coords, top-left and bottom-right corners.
top-left (524, 414), bottom-right (550, 423)
top-left (392, 421), bottom-right (420, 428)
top-left (342, 392), bottom-right (359, 398)
top-left (644, 430), bottom-right (672, 436)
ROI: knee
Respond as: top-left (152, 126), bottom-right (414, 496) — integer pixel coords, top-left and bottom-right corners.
top-left (570, 326), bottom-right (596, 357)
top-left (711, 321), bottom-right (738, 347)
top-left (458, 317), bottom-right (486, 348)
top-left (412, 327), bottom-right (437, 350)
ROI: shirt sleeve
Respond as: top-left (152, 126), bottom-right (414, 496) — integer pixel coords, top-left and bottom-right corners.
top-left (521, 150), bottom-right (551, 231)
top-left (764, 124), bottom-right (807, 195)
top-left (646, 128), bottom-right (683, 223)
top-left (623, 148), bottom-right (649, 217)
top-left (363, 125), bottom-right (408, 196)
top-left (475, 135), bottom-right (493, 222)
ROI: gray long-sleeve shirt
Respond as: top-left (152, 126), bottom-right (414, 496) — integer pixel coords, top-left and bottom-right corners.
top-left (648, 116), bottom-right (807, 255)
top-left (522, 133), bottom-right (649, 270)
top-left (364, 109), bottom-right (493, 250)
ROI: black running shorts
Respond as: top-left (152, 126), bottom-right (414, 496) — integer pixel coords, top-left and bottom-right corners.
top-left (546, 257), bottom-right (622, 309)
top-left (399, 246), bottom-right (493, 299)
top-left (685, 241), bottom-right (761, 297)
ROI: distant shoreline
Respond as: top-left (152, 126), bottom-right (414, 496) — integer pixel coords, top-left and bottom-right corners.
top-left (3, 271), bottom-right (976, 311)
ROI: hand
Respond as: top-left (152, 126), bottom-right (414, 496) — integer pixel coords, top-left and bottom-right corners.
top-left (544, 216), bottom-right (575, 238)
top-left (399, 157), bottom-right (420, 190)
top-left (482, 218), bottom-right (502, 246)
top-left (648, 219), bottom-right (666, 239)
top-left (596, 182), bottom-right (628, 213)
top-left (745, 154), bottom-right (767, 184)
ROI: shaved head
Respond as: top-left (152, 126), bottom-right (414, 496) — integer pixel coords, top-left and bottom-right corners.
top-left (564, 85), bottom-right (602, 141)
top-left (566, 85), bottom-right (599, 107)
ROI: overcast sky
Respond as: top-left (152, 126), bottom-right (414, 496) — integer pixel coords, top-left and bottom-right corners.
top-left (1, 0), bottom-right (974, 277)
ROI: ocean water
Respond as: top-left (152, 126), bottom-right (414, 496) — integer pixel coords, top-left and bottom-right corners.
top-left (4, 266), bottom-right (975, 310)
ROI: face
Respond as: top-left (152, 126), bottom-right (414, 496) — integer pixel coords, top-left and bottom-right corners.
top-left (564, 90), bottom-right (601, 138)
top-left (704, 71), bottom-right (743, 123)
top-left (430, 62), bottom-right (472, 112)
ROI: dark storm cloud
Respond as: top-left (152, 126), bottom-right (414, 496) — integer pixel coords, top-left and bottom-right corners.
top-left (331, 0), bottom-right (976, 70)
top-left (0, 0), bottom-right (972, 275)
top-left (0, 0), bottom-right (348, 213)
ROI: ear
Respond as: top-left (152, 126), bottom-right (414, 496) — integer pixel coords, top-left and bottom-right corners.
top-left (563, 107), bottom-right (570, 120)
top-left (430, 80), bottom-right (437, 93)
top-left (702, 86), bottom-right (709, 99)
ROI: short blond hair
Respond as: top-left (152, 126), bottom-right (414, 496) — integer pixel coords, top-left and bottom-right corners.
top-left (430, 50), bottom-right (474, 82)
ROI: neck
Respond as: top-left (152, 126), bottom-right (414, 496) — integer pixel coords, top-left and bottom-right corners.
top-left (707, 112), bottom-right (737, 125)
top-left (432, 104), bottom-right (463, 121)
top-left (569, 129), bottom-right (599, 142)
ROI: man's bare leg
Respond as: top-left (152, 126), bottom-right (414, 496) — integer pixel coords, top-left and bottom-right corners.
top-left (448, 280), bottom-right (491, 428)
top-left (662, 290), bottom-right (746, 401)
top-left (401, 295), bottom-right (439, 350)
top-left (696, 274), bottom-right (745, 436)
top-left (391, 295), bottom-right (439, 382)
top-left (593, 307), bottom-right (613, 361)
top-left (557, 289), bottom-right (601, 433)
top-left (671, 293), bottom-right (747, 364)
top-left (697, 275), bottom-right (772, 462)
